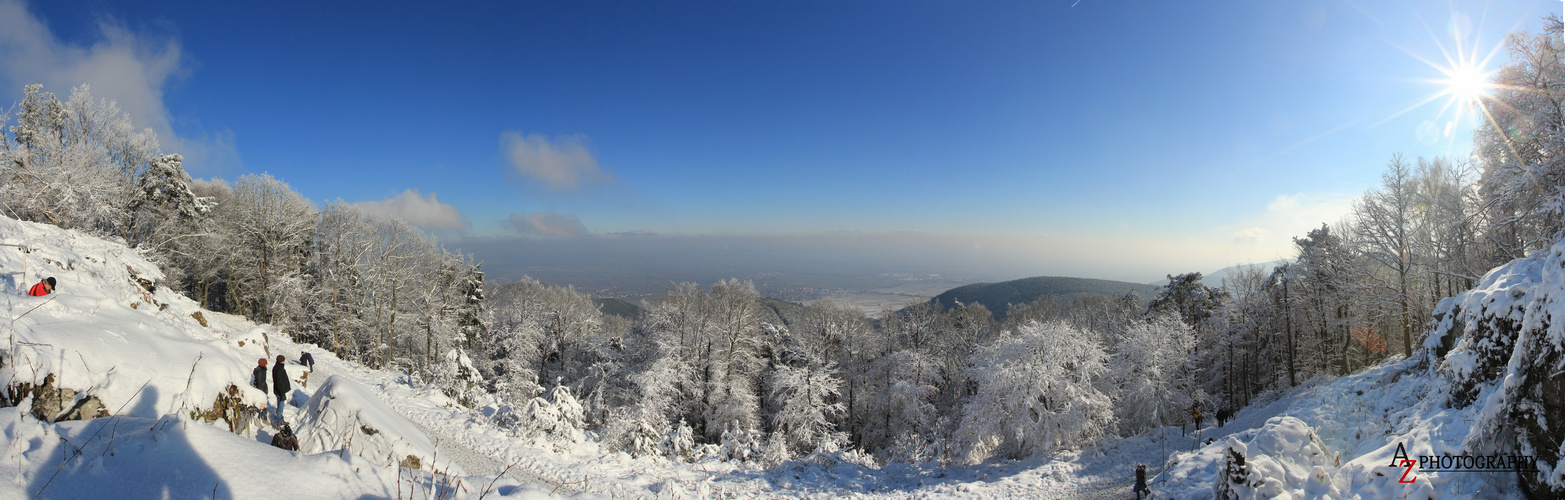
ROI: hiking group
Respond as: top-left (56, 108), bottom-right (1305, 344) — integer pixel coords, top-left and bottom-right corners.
top-left (251, 355), bottom-right (293, 415)
top-left (15, 266), bottom-right (311, 452)
top-left (251, 353), bottom-right (312, 451)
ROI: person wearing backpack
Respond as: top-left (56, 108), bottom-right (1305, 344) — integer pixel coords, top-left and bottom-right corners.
top-left (1134, 463), bottom-right (1148, 499)
top-left (270, 422), bottom-right (300, 451)
top-left (251, 358), bottom-right (269, 394)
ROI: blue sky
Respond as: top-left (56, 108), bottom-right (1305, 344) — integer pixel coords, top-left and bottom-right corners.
top-left (1, 0), bottom-right (1559, 282)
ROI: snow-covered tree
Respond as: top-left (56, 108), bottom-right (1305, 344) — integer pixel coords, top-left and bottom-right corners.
top-left (767, 363), bottom-right (846, 459)
top-left (864, 348), bottom-right (943, 462)
top-left (1474, 14), bottom-right (1565, 257)
top-left (217, 173), bottom-right (315, 326)
top-left (429, 348), bottom-right (484, 406)
top-left (0, 84), bottom-right (156, 235)
top-left (955, 320), bottom-right (1114, 463)
top-left (1110, 311), bottom-right (1197, 436)
top-left (703, 279), bottom-right (763, 441)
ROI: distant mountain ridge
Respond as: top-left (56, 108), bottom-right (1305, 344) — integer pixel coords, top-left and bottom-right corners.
top-left (931, 276), bottom-right (1161, 321)
top-left (1147, 260), bottom-right (1288, 288)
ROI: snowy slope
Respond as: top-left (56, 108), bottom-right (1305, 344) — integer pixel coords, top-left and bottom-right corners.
top-left (0, 217), bottom-right (557, 499)
top-left (1150, 240), bottom-right (1565, 499)
top-left (0, 218), bottom-right (272, 421)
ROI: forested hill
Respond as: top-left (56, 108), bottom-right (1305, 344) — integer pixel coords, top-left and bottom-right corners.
top-left (592, 297), bottom-right (642, 319)
top-left (931, 276), bottom-right (1160, 321)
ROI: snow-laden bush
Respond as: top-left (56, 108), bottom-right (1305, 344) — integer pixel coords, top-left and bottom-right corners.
top-left (954, 320), bottom-right (1115, 463)
top-left (1212, 439), bottom-right (1258, 500)
top-left (719, 422), bottom-right (763, 462)
top-left (491, 383), bottom-right (585, 448)
top-left (1161, 417), bottom-right (1338, 499)
top-left (657, 419), bottom-right (696, 461)
top-left (428, 348), bottom-right (483, 406)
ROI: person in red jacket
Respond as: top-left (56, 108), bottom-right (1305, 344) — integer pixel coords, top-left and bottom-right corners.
top-left (27, 277), bottom-right (55, 296)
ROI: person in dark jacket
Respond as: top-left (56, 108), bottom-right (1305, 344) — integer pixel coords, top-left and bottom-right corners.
top-left (1217, 408), bottom-right (1230, 428)
top-left (1134, 463), bottom-right (1148, 499)
top-left (251, 358), bottom-right (269, 394)
top-left (272, 354), bottom-right (291, 415)
top-left (270, 422), bottom-right (300, 451)
top-left (299, 351), bottom-right (315, 372)
top-left (27, 277), bottom-right (55, 296)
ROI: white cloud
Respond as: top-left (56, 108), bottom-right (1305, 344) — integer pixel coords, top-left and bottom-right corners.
top-left (1263, 192), bottom-right (1356, 232)
top-left (353, 189), bottom-right (468, 232)
top-left (0, 0), bottom-right (241, 172)
top-left (1232, 227), bottom-right (1268, 246)
top-left (505, 212), bottom-right (588, 238)
top-left (1213, 192), bottom-right (1356, 263)
top-left (500, 132), bottom-right (613, 192)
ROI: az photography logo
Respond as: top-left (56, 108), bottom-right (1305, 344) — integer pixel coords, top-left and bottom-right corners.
top-left (1388, 443), bottom-right (1539, 484)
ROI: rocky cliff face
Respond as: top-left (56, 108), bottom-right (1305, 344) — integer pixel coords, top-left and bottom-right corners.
top-left (1427, 242), bottom-right (1565, 497)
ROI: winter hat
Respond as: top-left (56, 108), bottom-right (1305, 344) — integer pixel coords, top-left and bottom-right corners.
top-left (45, 277), bottom-right (55, 287)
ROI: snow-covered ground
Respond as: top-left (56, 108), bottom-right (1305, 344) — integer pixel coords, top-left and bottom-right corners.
top-left (2, 215), bottom-right (1532, 499)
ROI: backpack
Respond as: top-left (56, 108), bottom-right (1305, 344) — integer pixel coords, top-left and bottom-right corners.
top-left (270, 422), bottom-right (300, 451)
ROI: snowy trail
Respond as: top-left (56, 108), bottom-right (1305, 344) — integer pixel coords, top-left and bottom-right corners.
top-left (1033, 389), bottom-right (1301, 499)
top-left (282, 354), bottom-right (588, 496)
top-left (398, 412), bottom-right (576, 495)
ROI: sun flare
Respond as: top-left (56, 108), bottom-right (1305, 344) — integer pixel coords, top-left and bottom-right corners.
top-left (1441, 62), bottom-right (1490, 105)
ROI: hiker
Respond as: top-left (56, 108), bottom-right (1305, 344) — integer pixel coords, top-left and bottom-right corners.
top-left (27, 277), bottom-right (55, 296)
top-left (271, 422), bottom-right (300, 451)
top-left (1193, 407), bottom-right (1203, 433)
top-left (272, 354), bottom-right (291, 415)
top-left (251, 358), bottom-right (269, 394)
top-left (1217, 408), bottom-right (1229, 428)
top-left (299, 351), bottom-right (315, 372)
top-left (1134, 463), bottom-right (1148, 500)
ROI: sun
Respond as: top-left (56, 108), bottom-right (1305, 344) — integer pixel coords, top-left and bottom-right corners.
top-left (1371, 12), bottom-right (1506, 145)
top-left (1440, 61), bottom-right (1490, 106)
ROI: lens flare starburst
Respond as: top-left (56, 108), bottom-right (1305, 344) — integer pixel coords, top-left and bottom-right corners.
top-left (1438, 59), bottom-right (1491, 107)
top-left (1378, 11), bottom-right (1503, 148)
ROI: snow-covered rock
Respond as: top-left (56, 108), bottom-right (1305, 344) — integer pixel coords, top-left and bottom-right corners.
top-left (1428, 240), bottom-right (1565, 496)
top-left (1161, 417), bottom-right (1339, 499)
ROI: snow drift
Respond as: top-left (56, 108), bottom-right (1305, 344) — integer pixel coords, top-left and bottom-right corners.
top-left (296, 374), bottom-right (459, 473)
